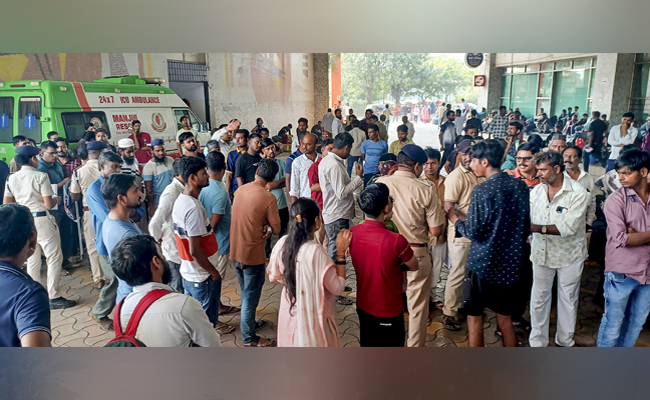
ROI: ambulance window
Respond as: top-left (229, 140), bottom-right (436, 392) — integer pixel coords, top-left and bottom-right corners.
top-left (174, 109), bottom-right (199, 130)
top-left (0, 97), bottom-right (14, 143)
top-left (61, 112), bottom-right (111, 142)
top-left (18, 97), bottom-right (42, 144)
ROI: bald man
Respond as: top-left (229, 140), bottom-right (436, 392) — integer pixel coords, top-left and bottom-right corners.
top-left (289, 133), bottom-right (320, 204)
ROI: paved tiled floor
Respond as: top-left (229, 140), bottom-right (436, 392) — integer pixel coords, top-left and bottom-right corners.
top-left (43, 162), bottom-right (650, 347)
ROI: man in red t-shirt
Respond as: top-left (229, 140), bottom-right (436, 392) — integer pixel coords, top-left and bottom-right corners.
top-left (128, 120), bottom-right (153, 170)
top-left (308, 138), bottom-right (334, 247)
top-left (346, 183), bottom-right (419, 347)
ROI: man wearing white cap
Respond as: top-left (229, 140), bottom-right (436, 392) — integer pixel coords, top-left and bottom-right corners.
top-left (118, 138), bottom-right (148, 233)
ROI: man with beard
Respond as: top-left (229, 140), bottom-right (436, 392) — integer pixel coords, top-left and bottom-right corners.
top-left (118, 138), bottom-right (142, 178)
top-left (101, 174), bottom-right (145, 304)
top-left (211, 119), bottom-right (240, 158)
top-left (174, 156), bottom-right (223, 330)
top-left (55, 138), bottom-right (81, 179)
top-left (389, 125), bottom-right (415, 156)
top-left (111, 234), bottom-right (221, 347)
top-left (442, 139), bottom-right (483, 331)
top-left (291, 117), bottom-right (309, 154)
top-left (331, 109), bottom-right (345, 137)
top-left (70, 141), bottom-right (108, 296)
top-left (179, 132), bottom-right (204, 159)
top-left (86, 151), bottom-right (124, 329)
top-left (128, 120), bottom-right (153, 170)
top-left (563, 144), bottom-right (597, 228)
top-left (359, 109), bottom-right (373, 134)
top-left (143, 139), bottom-right (174, 216)
top-left (95, 128), bottom-right (117, 152)
top-left (235, 133), bottom-right (263, 189)
top-left (117, 139), bottom-right (147, 233)
top-left (36, 141), bottom-right (78, 273)
top-left (225, 129), bottom-right (250, 198)
top-left (176, 115), bottom-right (200, 156)
top-left (529, 151), bottom-right (588, 347)
top-left (439, 110), bottom-right (457, 169)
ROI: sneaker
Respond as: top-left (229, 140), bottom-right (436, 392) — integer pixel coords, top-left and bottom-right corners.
top-left (49, 297), bottom-right (77, 310)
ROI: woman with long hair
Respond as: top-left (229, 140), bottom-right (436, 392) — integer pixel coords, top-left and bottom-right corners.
top-left (267, 198), bottom-right (349, 347)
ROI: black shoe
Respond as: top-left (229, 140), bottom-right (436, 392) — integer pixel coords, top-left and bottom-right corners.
top-left (49, 297), bottom-right (77, 310)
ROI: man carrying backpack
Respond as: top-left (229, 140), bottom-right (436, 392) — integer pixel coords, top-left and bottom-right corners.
top-left (107, 234), bottom-right (221, 347)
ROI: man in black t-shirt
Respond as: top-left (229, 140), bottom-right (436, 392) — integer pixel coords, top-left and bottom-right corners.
top-left (583, 111), bottom-right (607, 172)
top-left (235, 133), bottom-right (262, 188)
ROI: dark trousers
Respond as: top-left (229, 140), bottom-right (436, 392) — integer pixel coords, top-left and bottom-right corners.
top-left (583, 148), bottom-right (605, 172)
top-left (356, 307), bottom-right (405, 347)
top-left (53, 210), bottom-right (74, 265)
top-left (266, 207), bottom-right (290, 257)
top-left (513, 242), bottom-right (533, 317)
top-left (363, 173), bottom-right (374, 187)
top-left (439, 143), bottom-right (454, 172)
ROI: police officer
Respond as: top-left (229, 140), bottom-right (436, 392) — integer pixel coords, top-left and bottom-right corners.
top-left (70, 141), bottom-right (106, 290)
top-left (3, 145), bottom-right (77, 309)
top-left (375, 144), bottom-right (446, 347)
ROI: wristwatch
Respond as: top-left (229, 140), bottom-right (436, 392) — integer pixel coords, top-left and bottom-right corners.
top-left (541, 225), bottom-right (547, 234)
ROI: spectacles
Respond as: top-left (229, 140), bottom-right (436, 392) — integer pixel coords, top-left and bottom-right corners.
top-left (515, 157), bottom-right (532, 162)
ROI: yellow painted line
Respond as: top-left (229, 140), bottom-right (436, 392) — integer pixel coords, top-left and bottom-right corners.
top-left (59, 53), bottom-right (66, 80)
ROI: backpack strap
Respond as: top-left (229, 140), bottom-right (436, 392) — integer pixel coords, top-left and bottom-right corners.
top-left (114, 289), bottom-right (171, 338)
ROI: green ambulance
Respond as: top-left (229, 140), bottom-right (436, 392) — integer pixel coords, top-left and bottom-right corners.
top-left (0, 75), bottom-right (209, 164)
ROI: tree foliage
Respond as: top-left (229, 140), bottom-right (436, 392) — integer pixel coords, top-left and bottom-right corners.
top-left (341, 53), bottom-right (476, 111)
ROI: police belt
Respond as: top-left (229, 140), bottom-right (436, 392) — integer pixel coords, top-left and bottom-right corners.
top-left (32, 211), bottom-right (49, 218)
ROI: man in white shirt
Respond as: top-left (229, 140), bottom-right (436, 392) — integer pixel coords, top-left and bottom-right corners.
top-left (331, 109), bottom-right (345, 137)
top-left (563, 145), bottom-right (597, 227)
top-left (322, 109), bottom-right (335, 133)
top-left (211, 119), bottom-right (240, 158)
top-left (319, 132), bottom-right (364, 258)
top-left (148, 158), bottom-right (185, 293)
top-left (529, 151), bottom-right (589, 347)
top-left (290, 118), bottom-right (309, 154)
top-left (111, 234), bottom-right (221, 347)
top-left (173, 156), bottom-right (222, 329)
top-left (289, 133), bottom-right (320, 204)
top-left (453, 109), bottom-right (464, 137)
top-left (347, 119), bottom-right (367, 177)
top-left (401, 116), bottom-right (415, 141)
top-left (341, 103), bottom-right (351, 123)
top-left (607, 112), bottom-right (638, 172)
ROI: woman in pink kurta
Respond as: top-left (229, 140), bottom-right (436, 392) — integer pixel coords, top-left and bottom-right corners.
top-left (267, 198), bottom-right (347, 347)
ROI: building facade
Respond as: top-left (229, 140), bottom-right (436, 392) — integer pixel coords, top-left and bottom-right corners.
top-left (480, 53), bottom-right (647, 123)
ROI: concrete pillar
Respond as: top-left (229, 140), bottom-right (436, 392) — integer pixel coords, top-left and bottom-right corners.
top-left (591, 53), bottom-right (635, 120)
top-left (478, 54), bottom-right (503, 114)
top-left (313, 53), bottom-right (330, 126)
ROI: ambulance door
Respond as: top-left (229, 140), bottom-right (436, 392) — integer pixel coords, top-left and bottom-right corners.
top-left (0, 95), bottom-right (15, 163)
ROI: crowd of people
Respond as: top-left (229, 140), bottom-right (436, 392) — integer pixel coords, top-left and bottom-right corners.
top-left (2, 105), bottom-right (650, 349)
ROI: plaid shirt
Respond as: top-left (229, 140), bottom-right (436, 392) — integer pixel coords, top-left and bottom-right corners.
top-left (59, 157), bottom-right (82, 179)
top-left (486, 114), bottom-right (509, 138)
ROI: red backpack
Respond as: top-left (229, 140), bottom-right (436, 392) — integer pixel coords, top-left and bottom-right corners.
top-left (104, 289), bottom-right (170, 347)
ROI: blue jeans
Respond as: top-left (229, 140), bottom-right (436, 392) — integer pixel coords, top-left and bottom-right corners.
top-left (183, 277), bottom-right (222, 327)
top-left (597, 272), bottom-right (650, 347)
top-left (347, 155), bottom-right (362, 177)
top-left (582, 148), bottom-right (605, 172)
top-left (606, 159), bottom-right (616, 173)
top-left (167, 261), bottom-right (184, 293)
top-left (324, 218), bottom-right (351, 259)
top-left (234, 262), bottom-right (266, 344)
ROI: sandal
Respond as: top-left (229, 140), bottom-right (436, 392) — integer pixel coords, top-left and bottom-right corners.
top-left (243, 337), bottom-right (276, 347)
top-left (60, 270), bottom-right (71, 277)
top-left (495, 327), bottom-right (524, 347)
top-left (512, 316), bottom-right (531, 332)
top-left (255, 319), bottom-right (269, 331)
top-left (336, 295), bottom-right (354, 306)
top-left (344, 285), bottom-right (353, 292)
top-left (216, 322), bottom-right (236, 335)
top-left (220, 305), bottom-right (241, 315)
top-left (442, 314), bottom-right (461, 331)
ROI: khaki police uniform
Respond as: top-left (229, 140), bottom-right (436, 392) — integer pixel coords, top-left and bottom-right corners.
top-left (376, 170), bottom-right (446, 347)
top-left (443, 163), bottom-right (482, 318)
top-left (4, 165), bottom-right (63, 298)
top-left (70, 159), bottom-right (103, 284)
top-left (421, 175), bottom-right (447, 302)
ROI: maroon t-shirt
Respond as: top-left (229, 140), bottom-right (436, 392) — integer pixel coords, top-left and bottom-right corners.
top-left (308, 157), bottom-right (323, 210)
top-left (349, 221), bottom-right (414, 318)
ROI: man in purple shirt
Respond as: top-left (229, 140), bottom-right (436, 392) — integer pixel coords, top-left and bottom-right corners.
top-left (598, 149), bottom-right (650, 347)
